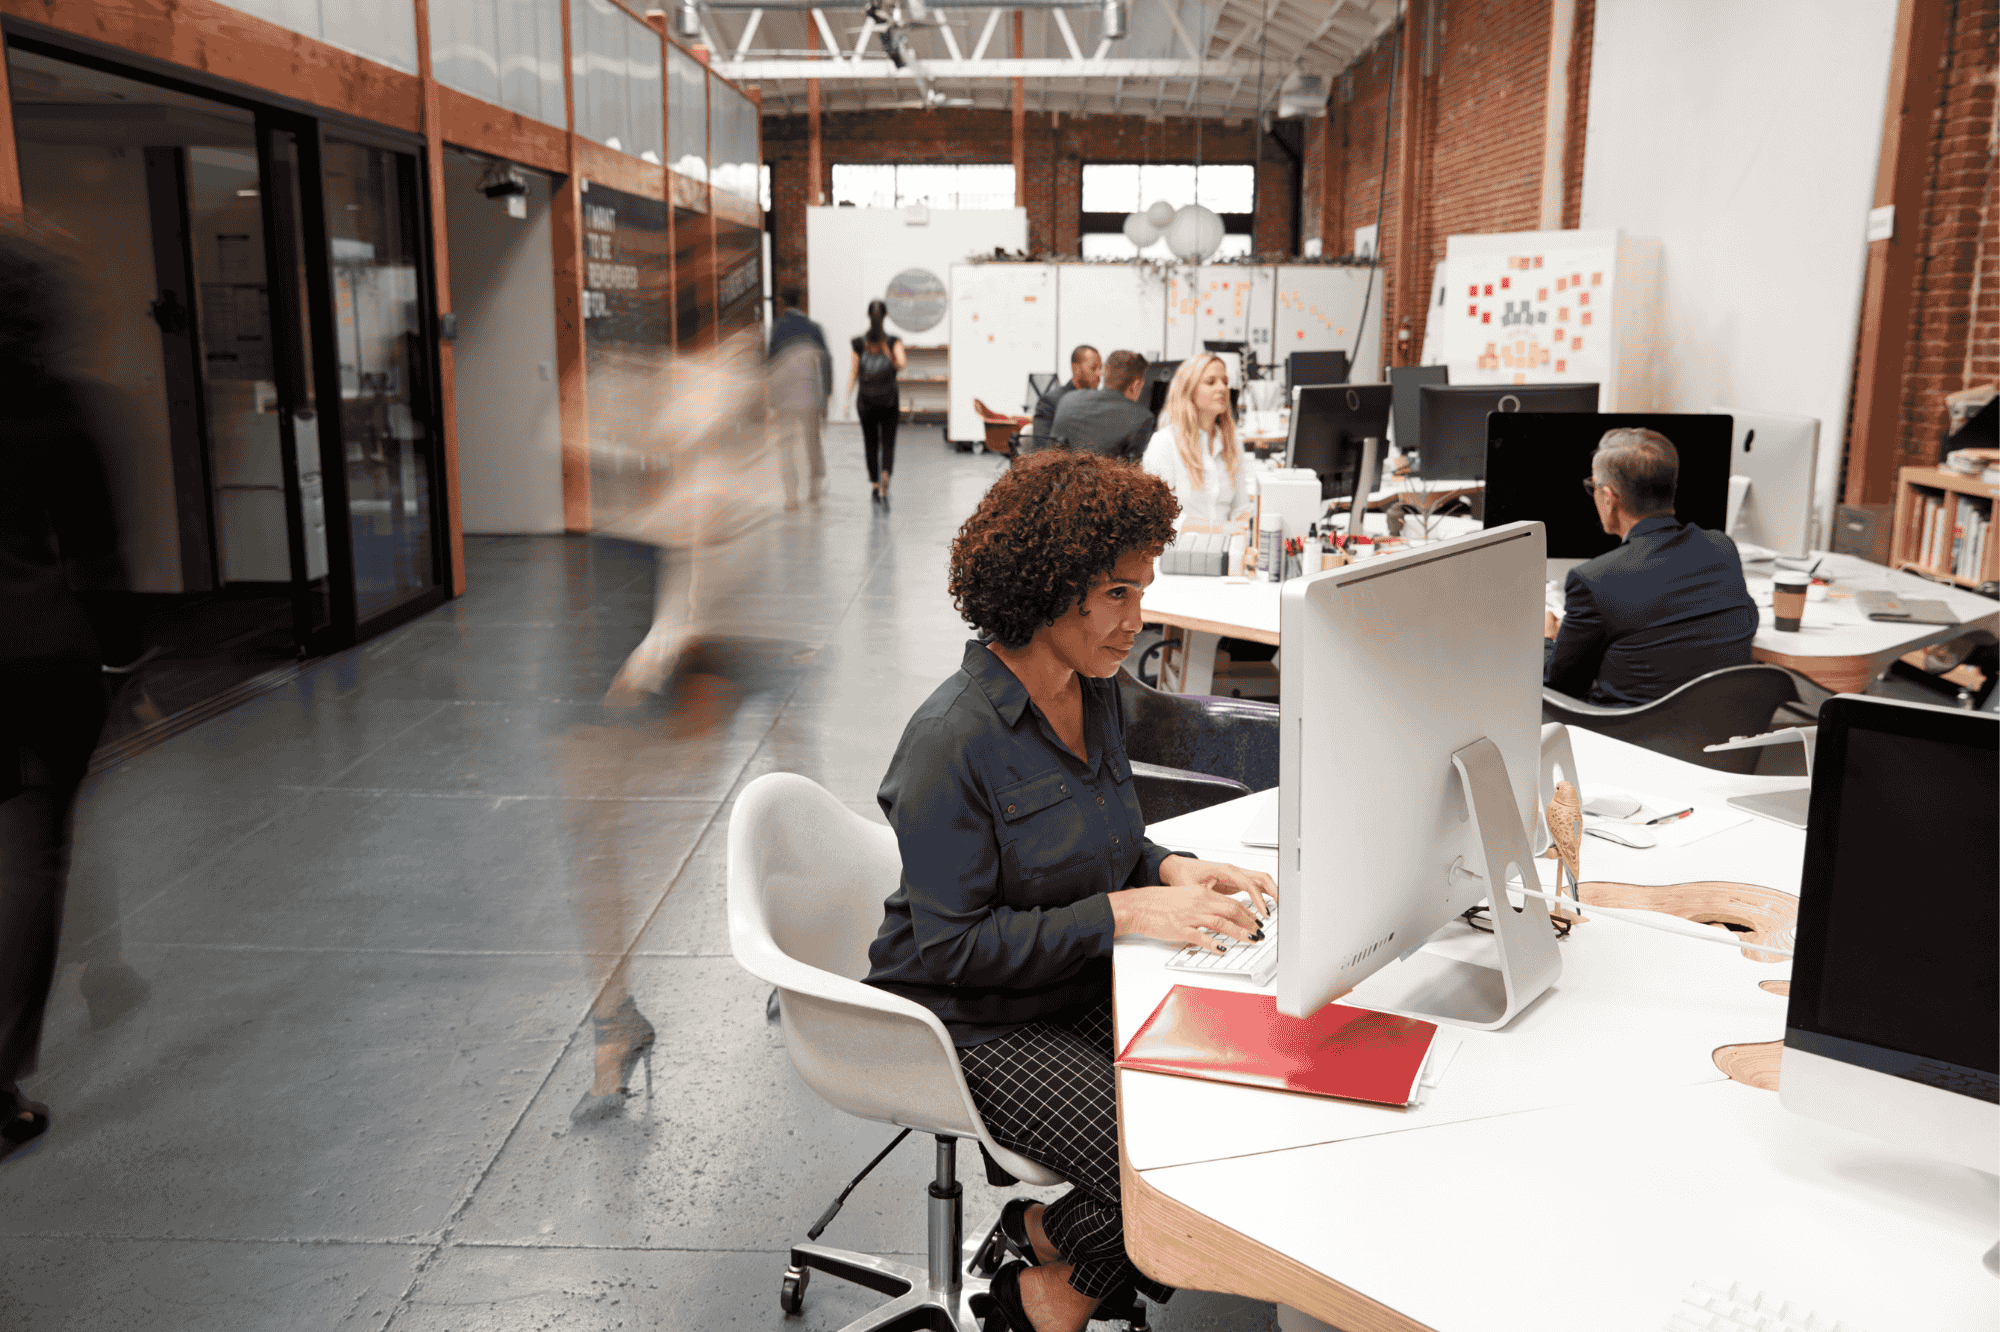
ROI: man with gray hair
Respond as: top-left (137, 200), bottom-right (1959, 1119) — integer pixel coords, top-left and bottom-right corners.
top-left (1544, 427), bottom-right (1758, 706)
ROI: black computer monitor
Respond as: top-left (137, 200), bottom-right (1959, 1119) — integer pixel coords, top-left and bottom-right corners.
top-left (1288, 385), bottom-right (1392, 501)
top-left (1783, 697), bottom-right (1996, 1170)
top-left (1287, 350), bottom-right (1349, 393)
top-left (1417, 383), bottom-right (1600, 481)
top-left (1144, 359), bottom-right (1183, 417)
top-left (1480, 412), bottom-right (1733, 561)
top-left (1388, 365), bottom-right (1448, 458)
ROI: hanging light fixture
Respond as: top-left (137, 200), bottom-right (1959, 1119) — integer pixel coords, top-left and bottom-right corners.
top-left (1165, 203), bottom-right (1224, 261)
top-left (1101, 0), bottom-right (1126, 40)
top-left (1122, 211), bottom-right (1161, 248)
top-left (678, 0), bottom-right (700, 40)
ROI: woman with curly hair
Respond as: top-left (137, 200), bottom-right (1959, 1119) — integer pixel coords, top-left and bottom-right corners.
top-left (864, 451), bottom-right (1277, 1332)
top-left (1140, 353), bottom-right (1251, 526)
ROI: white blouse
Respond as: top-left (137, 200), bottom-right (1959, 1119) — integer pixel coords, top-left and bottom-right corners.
top-left (1141, 426), bottom-right (1253, 526)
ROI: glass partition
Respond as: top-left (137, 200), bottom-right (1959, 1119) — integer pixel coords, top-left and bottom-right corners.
top-left (213, 0), bottom-right (419, 73)
top-left (710, 77), bottom-right (759, 204)
top-left (667, 43), bottom-right (708, 182)
top-left (430, 0), bottom-right (565, 126)
top-left (569, 0), bottom-right (664, 163)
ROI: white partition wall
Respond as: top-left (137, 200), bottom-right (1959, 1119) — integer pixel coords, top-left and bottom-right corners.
top-left (1273, 265), bottom-right (1385, 384)
top-left (1056, 265), bottom-right (1168, 371)
top-left (806, 207), bottom-right (1027, 423)
top-left (948, 263), bottom-right (1058, 443)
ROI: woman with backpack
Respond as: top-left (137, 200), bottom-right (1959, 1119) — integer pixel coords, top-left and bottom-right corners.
top-left (847, 299), bottom-right (906, 506)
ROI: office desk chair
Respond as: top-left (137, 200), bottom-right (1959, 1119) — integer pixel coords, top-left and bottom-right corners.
top-left (731, 773), bottom-right (1104, 1331)
top-left (1117, 668), bottom-right (1278, 821)
top-left (971, 398), bottom-right (1030, 460)
top-left (1026, 372), bottom-right (1059, 413)
top-left (1540, 663), bottom-right (1798, 773)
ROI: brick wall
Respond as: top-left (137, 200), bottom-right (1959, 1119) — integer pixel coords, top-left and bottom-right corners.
top-left (761, 109), bottom-right (1298, 311)
top-left (1891, 0), bottom-right (1998, 465)
top-left (1299, 0), bottom-right (1595, 371)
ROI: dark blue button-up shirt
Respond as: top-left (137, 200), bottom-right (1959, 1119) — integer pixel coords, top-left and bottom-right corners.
top-left (866, 640), bottom-right (1178, 1045)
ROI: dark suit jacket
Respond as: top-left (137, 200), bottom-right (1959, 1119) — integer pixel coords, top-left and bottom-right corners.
top-left (1544, 515), bottom-right (1759, 707)
top-left (1048, 388), bottom-right (1156, 460)
top-left (1031, 379), bottom-right (1078, 441)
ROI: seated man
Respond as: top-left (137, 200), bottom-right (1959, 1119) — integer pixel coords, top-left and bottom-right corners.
top-left (1545, 427), bottom-right (1759, 706)
top-left (1048, 350), bottom-right (1156, 460)
top-left (1032, 344), bottom-right (1101, 442)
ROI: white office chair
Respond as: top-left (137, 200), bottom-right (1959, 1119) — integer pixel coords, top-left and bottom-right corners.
top-left (728, 772), bottom-right (1063, 1331)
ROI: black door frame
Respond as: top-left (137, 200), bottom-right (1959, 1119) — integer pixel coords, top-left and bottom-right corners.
top-left (3, 27), bottom-right (456, 652)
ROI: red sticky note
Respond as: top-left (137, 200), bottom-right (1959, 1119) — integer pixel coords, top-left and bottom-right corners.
top-left (1483, 284), bottom-right (1494, 297)
top-left (1501, 277), bottom-right (1511, 290)
top-left (1571, 336), bottom-right (1582, 350)
top-left (1578, 292), bottom-right (1590, 306)
top-left (1468, 285), bottom-right (1479, 298)
top-left (1556, 277), bottom-right (1567, 292)
top-left (1581, 312), bottom-right (1593, 326)
top-left (1572, 273), bottom-right (1582, 286)
top-left (1534, 256), bottom-right (1544, 268)
top-left (1482, 312), bottom-right (1491, 324)
top-left (1468, 304), bottom-right (1479, 317)
top-left (1537, 288), bottom-right (1548, 302)
top-left (1556, 358), bottom-right (1567, 373)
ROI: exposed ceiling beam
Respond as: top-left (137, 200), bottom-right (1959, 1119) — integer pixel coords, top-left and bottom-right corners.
top-left (1154, 0), bottom-right (1201, 61)
top-left (970, 7), bottom-right (1003, 61)
top-left (717, 57), bottom-right (1276, 79)
top-left (735, 9), bottom-right (764, 56)
top-left (812, 8), bottom-right (841, 56)
top-left (1050, 7), bottom-right (1085, 61)
top-left (938, 15), bottom-right (964, 60)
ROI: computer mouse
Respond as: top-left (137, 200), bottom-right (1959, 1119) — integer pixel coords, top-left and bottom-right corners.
top-left (1583, 823), bottom-right (1656, 849)
top-left (1582, 792), bottom-right (1644, 819)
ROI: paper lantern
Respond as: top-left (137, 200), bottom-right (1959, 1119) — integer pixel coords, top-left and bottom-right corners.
top-left (1145, 199), bottom-right (1177, 228)
top-left (1122, 211), bottom-right (1161, 248)
top-left (1164, 204), bottom-right (1225, 261)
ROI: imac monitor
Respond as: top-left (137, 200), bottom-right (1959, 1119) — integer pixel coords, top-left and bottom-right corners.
top-left (1143, 359), bottom-right (1183, 417)
top-left (1288, 350), bottom-right (1350, 392)
top-left (1482, 413), bottom-right (1733, 563)
top-left (1287, 384), bottom-right (1392, 501)
top-left (1388, 365), bottom-right (1448, 457)
top-left (1717, 407), bottom-right (1820, 558)
top-left (1277, 522), bottom-right (1558, 1028)
top-left (1417, 383), bottom-right (1599, 482)
top-left (1780, 696), bottom-right (1997, 1175)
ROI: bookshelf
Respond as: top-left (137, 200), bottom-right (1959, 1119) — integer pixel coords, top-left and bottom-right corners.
top-left (900, 346), bottom-right (950, 425)
top-left (1891, 466), bottom-right (2000, 587)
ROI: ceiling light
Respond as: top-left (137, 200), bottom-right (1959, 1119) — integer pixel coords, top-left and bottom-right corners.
top-left (1102, 0), bottom-right (1125, 40)
top-left (678, 0), bottom-right (700, 40)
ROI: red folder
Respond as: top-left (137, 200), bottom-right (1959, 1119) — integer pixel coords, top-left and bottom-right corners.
top-left (1115, 985), bottom-right (1439, 1107)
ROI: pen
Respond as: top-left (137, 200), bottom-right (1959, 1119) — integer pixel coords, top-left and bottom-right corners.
top-left (1645, 807), bottom-right (1694, 825)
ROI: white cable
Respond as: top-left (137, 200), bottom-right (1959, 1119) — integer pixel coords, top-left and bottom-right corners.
top-left (1505, 883), bottom-right (1794, 958)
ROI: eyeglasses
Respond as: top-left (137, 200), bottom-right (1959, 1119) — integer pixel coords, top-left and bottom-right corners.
top-left (1580, 476), bottom-right (1602, 497)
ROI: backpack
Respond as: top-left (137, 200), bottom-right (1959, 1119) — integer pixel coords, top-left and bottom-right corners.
top-left (857, 339), bottom-right (898, 405)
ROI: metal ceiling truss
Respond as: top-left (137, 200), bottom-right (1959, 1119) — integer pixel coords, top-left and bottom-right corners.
top-left (709, 0), bottom-right (1397, 120)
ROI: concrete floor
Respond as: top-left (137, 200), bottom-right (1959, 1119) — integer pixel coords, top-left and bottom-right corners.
top-left (3, 426), bottom-right (1280, 1332)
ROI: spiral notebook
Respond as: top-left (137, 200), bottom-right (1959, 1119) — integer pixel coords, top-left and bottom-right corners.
top-left (1116, 985), bottom-right (1441, 1108)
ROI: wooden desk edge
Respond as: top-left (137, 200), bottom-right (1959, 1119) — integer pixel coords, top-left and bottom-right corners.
top-left (1116, 1081), bottom-right (1435, 1332)
top-left (1749, 646), bottom-right (1875, 696)
top-left (1150, 611), bottom-right (1283, 648)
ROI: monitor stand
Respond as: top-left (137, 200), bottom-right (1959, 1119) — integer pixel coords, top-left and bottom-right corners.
top-left (1347, 738), bottom-right (1563, 1032)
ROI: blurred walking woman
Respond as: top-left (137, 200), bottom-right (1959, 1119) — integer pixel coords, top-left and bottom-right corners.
top-left (1140, 353), bottom-right (1251, 526)
top-left (847, 299), bottom-right (905, 506)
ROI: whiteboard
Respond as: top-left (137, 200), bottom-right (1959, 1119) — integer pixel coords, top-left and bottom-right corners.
top-left (1273, 265), bottom-right (1384, 383)
top-left (949, 263), bottom-right (1058, 443)
top-left (1162, 266), bottom-right (1201, 361)
top-left (1056, 265), bottom-right (1167, 370)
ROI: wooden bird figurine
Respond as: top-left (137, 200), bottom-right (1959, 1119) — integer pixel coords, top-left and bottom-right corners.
top-left (1544, 780), bottom-right (1585, 922)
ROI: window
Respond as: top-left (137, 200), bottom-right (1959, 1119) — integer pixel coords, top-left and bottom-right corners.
top-left (1078, 162), bottom-right (1258, 260)
top-left (831, 163), bottom-right (1016, 210)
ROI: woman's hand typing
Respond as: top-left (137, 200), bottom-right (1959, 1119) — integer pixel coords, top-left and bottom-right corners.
top-left (1108, 856), bottom-right (1278, 955)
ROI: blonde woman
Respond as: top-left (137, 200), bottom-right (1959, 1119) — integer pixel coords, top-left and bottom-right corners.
top-left (1139, 354), bottom-right (1251, 526)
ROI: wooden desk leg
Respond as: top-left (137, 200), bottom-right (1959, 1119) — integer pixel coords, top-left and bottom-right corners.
top-left (1179, 631), bottom-right (1220, 695)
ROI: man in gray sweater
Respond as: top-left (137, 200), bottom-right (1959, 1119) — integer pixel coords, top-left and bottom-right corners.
top-left (1048, 350), bottom-right (1156, 460)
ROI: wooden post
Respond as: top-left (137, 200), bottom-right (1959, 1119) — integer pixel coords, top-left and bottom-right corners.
top-left (807, 17), bottom-right (824, 206)
top-left (411, 0), bottom-right (467, 596)
top-left (1537, 0), bottom-right (1576, 231)
top-left (1845, 0), bottom-right (1950, 508)
top-left (647, 11), bottom-right (677, 350)
top-left (555, 0), bottom-right (592, 530)
top-left (1012, 10), bottom-right (1026, 208)
top-left (0, 53), bottom-right (21, 222)
top-left (1390, 2), bottom-right (1427, 369)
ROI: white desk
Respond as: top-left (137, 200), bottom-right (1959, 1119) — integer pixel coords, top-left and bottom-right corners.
top-left (1116, 728), bottom-right (1998, 1332)
top-left (1739, 550), bottom-right (1999, 694)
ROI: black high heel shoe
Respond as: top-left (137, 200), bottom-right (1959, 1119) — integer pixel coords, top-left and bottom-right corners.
top-left (570, 996), bottom-right (656, 1125)
top-left (2, 1087), bottom-right (49, 1164)
top-left (978, 1261), bottom-right (1036, 1332)
top-left (998, 1198), bottom-right (1042, 1265)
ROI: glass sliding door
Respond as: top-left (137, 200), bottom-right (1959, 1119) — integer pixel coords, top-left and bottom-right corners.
top-left (320, 137), bottom-right (444, 623)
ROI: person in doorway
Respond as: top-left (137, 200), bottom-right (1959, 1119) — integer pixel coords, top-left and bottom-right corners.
top-left (866, 450), bottom-right (1275, 1332)
top-left (1031, 344), bottom-right (1102, 442)
top-left (847, 300), bottom-right (906, 506)
top-left (0, 228), bottom-right (144, 1162)
top-left (766, 287), bottom-right (830, 508)
top-left (1544, 427), bottom-right (1758, 707)
top-left (1140, 353), bottom-right (1251, 526)
top-left (1048, 350), bottom-right (1154, 460)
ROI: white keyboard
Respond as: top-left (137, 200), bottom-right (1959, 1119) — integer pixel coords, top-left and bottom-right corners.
top-left (1667, 1281), bottom-right (1864, 1332)
top-left (1164, 907), bottom-right (1278, 987)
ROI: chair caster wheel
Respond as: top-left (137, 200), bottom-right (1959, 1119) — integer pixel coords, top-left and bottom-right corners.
top-left (780, 1265), bottom-right (809, 1316)
top-left (971, 1224), bottom-right (1008, 1276)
